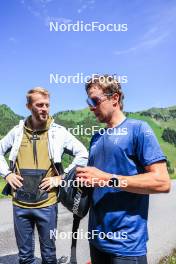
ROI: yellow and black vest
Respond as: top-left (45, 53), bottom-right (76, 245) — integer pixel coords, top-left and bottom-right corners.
top-left (13, 116), bottom-right (58, 208)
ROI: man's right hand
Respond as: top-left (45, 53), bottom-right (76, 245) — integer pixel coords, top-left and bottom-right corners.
top-left (6, 173), bottom-right (23, 190)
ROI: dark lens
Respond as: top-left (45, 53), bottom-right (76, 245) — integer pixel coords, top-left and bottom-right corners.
top-left (86, 97), bottom-right (97, 107)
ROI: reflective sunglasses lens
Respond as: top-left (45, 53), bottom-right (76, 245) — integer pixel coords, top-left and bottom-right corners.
top-left (86, 97), bottom-right (97, 107)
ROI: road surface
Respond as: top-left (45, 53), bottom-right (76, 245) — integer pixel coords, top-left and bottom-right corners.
top-left (0, 180), bottom-right (176, 264)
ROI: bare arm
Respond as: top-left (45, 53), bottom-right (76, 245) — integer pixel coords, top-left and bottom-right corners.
top-left (76, 161), bottom-right (171, 194)
top-left (117, 161), bottom-right (170, 194)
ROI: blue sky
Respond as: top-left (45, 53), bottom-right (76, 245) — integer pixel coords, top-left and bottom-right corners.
top-left (0, 0), bottom-right (175, 116)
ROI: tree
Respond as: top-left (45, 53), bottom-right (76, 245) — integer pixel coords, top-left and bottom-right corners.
top-left (162, 128), bottom-right (176, 146)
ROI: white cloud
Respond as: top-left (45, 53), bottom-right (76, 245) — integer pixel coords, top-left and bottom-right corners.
top-left (20, 0), bottom-right (53, 22)
top-left (77, 0), bottom-right (95, 13)
top-left (27, 4), bottom-right (41, 18)
top-left (115, 47), bottom-right (138, 56)
top-left (115, 31), bottom-right (169, 55)
top-left (20, 0), bottom-right (74, 27)
top-left (9, 37), bottom-right (18, 44)
top-left (115, 4), bottom-right (176, 55)
top-left (20, 0), bottom-right (96, 24)
top-left (45, 16), bottom-right (72, 27)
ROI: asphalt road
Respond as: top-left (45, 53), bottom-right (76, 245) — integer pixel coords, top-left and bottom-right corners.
top-left (0, 180), bottom-right (176, 264)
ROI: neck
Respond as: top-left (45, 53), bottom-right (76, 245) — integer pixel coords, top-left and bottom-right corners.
top-left (31, 117), bottom-right (47, 130)
top-left (106, 110), bottom-right (126, 128)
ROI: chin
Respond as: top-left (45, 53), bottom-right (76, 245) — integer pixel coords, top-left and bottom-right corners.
top-left (39, 116), bottom-right (48, 122)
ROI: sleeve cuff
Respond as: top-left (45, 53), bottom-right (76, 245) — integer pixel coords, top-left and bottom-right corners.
top-left (4, 171), bottom-right (12, 179)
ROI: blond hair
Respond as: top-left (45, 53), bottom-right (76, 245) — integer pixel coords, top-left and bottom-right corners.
top-left (26, 87), bottom-right (50, 105)
top-left (85, 74), bottom-right (124, 110)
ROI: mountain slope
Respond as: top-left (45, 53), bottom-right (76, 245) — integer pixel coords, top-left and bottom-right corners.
top-left (0, 104), bottom-right (23, 138)
top-left (0, 104), bottom-right (175, 177)
top-left (54, 106), bottom-right (176, 177)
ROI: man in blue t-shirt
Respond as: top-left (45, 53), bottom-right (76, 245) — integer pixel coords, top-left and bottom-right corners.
top-left (76, 74), bottom-right (170, 264)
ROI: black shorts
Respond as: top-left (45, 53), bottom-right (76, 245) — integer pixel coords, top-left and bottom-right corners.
top-left (90, 244), bottom-right (148, 264)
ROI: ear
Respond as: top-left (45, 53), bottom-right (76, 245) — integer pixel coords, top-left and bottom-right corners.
top-left (112, 93), bottom-right (119, 104)
top-left (26, 103), bottom-right (31, 110)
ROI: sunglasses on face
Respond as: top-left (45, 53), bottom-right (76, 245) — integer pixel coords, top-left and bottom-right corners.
top-left (86, 93), bottom-right (113, 107)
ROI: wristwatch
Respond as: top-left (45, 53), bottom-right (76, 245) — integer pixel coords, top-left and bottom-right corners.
top-left (108, 174), bottom-right (119, 187)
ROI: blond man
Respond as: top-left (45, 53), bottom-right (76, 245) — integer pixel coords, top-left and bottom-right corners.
top-left (0, 87), bottom-right (88, 264)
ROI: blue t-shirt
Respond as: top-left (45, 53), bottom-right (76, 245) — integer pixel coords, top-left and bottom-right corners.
top-left (88, 118), bottom-right (166, 256)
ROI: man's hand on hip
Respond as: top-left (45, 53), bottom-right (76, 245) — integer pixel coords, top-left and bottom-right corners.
top-left (6, 173), bottom-right (23, 190)
top-left (39, 176), bottom-right (61, 192)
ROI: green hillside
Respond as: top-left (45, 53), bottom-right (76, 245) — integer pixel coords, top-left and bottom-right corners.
top-left (55, 107), bottom-right (176, 178)
top-left (0, 104), bottom-right (23, 138)
top-left (128, 113), bottom-right (176, 177)
top-left (0, 104), bottom-right (176, 180)
top-left (140, 105), bottom-right (176, 131)
top-left (53, 108), bottom-right (92, 122)
top-left (140, 105), bottom-right (176, 117)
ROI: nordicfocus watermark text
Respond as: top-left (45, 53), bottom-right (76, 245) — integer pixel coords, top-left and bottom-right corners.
top-left (50, 229), bottom-right (128, 240)
top-left (49, 73), bottom-right (128, 84)
top-left (67, 125), bottom-right (128, 137)
top-left (50, 177), bottom-right (128, 188)
top-left (49, 21), bottom-right (128, 32)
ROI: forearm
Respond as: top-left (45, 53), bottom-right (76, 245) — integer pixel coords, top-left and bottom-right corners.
top-left (117, 172), bottom-right (170, 194)
top-left (0, 130), bottom-right (14, 178)
top-left (76, 163), bottom-right (171, 194)
top-left (0, 156), bottom-right (11, 178)
top-left (98, 171), bottom-right (169, 194)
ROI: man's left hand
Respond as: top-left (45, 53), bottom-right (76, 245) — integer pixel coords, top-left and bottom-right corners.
top-left (76, 166), bottom-right (110, 187)
top-left (39, 176), bottom-right (61, 192)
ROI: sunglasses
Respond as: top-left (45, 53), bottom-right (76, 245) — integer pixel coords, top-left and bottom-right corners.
top-left (86, 93), bottom-right (113, 107)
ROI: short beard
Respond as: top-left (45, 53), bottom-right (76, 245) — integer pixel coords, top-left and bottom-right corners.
top-left (32, 111), bottom-right (48, 124)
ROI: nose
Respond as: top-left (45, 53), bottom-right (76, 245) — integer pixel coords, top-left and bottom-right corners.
top-left (42, 104), bottom-right (48, 111)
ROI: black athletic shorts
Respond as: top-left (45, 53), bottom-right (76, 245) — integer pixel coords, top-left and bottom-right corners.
top-left (90, 244), bottom-right (148, 264)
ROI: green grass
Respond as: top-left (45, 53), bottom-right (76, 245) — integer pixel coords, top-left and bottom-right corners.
top-left (159, 249), bottom-right (176, 264)
top-left (128, 113), bottom-right (176, 177)
top-left (0, 178), bottom-right (6, 198)
top-left (57, 109), bottom-right (176, 171)
top-left (0, 109), bottom-right (176, 200)
top-left (156, 119), bottom-right (176, 131)
top-left (128, 113), bottom-right (164, 140)
top-left (54, 108), bottom-right (93, 122)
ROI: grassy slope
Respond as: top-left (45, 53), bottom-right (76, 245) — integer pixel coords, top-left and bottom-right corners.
top-left (128, 113), bottom-right (176, 175)
top-left (159, 249), bottom-right (176, 264)
top-left (155, 119), bottom-right (176, 131)
top-left (141, 105), bottom-right (176, 115)
top-left (0, 106), bottom-right (176, 199)
top-left (0, 178), bottom-right (6, 198)
top-left (57, 109), bottom-right (176, 178)
top-left (54, 108), bottom-right (92, 122)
